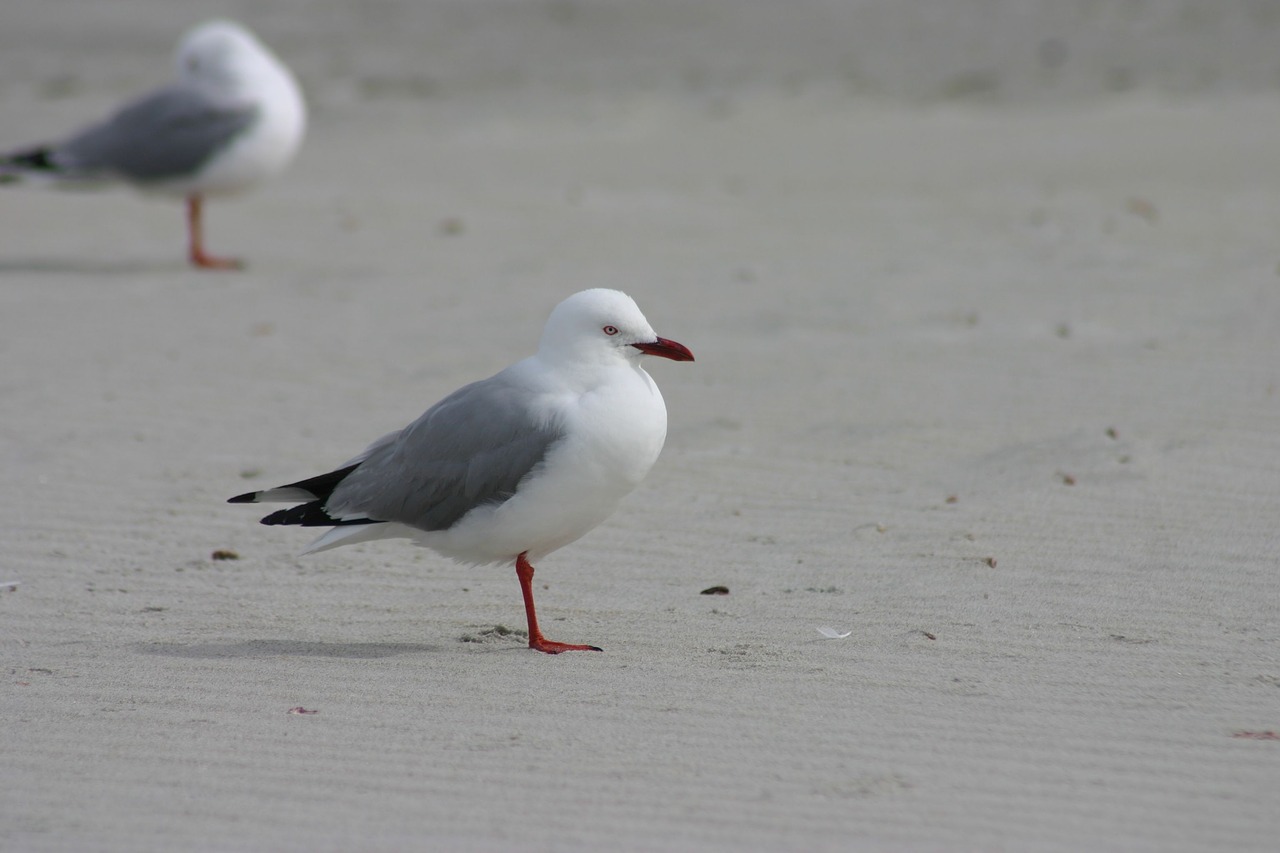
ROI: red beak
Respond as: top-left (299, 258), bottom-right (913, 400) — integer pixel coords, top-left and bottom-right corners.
top-left (632, 337), bottom-right (694, 362)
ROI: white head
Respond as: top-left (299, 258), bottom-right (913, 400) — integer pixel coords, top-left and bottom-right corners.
top-left (175, 20), bottom-right (283, 91)
top-left (537, 289), bottom-right (694, 368)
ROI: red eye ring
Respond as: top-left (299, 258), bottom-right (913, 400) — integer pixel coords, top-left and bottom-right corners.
top-left (603, 325), bottom-right (619, 336)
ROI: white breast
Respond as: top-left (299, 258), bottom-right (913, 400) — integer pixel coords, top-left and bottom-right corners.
top-left (192, 70), bottom-right (305, 197)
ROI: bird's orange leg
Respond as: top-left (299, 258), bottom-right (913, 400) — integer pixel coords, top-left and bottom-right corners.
top-left (516, 552), bottom-right (601, 654)
top-left (186, 194), bottom-right (242, 270)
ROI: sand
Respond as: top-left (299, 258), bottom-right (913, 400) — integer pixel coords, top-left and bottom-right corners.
top-left (3, 2), bottom-right (1279, 851)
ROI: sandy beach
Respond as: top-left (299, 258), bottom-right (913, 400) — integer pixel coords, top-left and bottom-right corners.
top-left (3, 2), bottom-right (1279, 850)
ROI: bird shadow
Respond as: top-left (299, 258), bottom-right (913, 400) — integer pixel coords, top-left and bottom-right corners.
top-left (136, 639), bottom-right (444, 659)
top-left (0, 257), bottom-right (194, 276)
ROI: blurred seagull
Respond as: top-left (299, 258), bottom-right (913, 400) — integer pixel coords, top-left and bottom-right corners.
top-left (230, 289), bottom-right (695, 654)
top-left (0, 20), bottom-right (306, 269)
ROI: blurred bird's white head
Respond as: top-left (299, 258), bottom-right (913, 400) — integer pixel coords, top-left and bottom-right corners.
top-left (176, 20), bottom-right (283, 92)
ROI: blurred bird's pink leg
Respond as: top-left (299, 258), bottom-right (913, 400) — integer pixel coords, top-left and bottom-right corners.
top-left (186, 194), bottom-right (242, 270)
top-left (516, 552), bottom-right (602, 654)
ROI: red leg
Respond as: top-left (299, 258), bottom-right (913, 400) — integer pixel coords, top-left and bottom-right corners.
top-left (186, 194), bottom-right (242, 270)
top-left (516, 552), bottom-right (601, 654)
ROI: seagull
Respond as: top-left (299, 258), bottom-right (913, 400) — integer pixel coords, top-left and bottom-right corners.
top-left (230, 289), bottom-right (694, 654)
top-left (0, 19), bottom-right (306, 270)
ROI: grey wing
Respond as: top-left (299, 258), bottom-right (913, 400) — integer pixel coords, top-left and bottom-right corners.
top-left (339, 429), bottom-right (402, 468)
top-left (325, 374), bottom-right (565, 532)
top-left (51, 86), bottom-right (258, 182)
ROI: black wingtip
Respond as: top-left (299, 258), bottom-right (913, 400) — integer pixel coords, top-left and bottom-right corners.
top-left (258, 501), bottom-right (378, 528)
top-left (228, 463), bottom-right (362, 511)
top-left (3, 146), bottom-right (57, 172)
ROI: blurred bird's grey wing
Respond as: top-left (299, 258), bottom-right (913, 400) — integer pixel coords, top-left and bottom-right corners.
top-left (324, 374), bottom-right (566, 532)
top-left (41, 86), bottom-right (258, 182)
